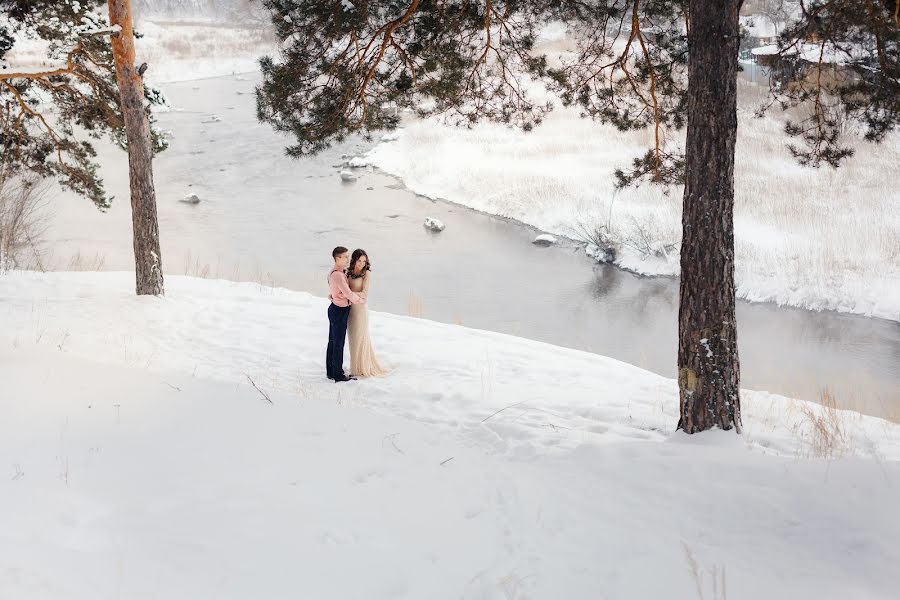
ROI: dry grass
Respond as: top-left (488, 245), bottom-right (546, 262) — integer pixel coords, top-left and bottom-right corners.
top-left (250, 264), bottom-right (277, 291)
top-left (178, 252), bottom-right (277, 290)
top-left (683, 543), bottom-right (728, 600)
top-left (137, 21), bottom-right (277, 63)
top-left (407, 291), bottom-right (424, 318)
top-left (292, 375), bottom-right (314, 402)
top-left (878, 400), bottom-right (900, 426)
top-left (794, 386), bottom-right (853, 459)
top-left (47, 248), bottom-right (280, 292)
top-left (183, 251), bottom-right (211, 279)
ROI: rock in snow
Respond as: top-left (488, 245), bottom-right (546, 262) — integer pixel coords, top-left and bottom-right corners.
top-left (585, 243), bottom-right (616, 263)
top-left (532, 234), bottom-right (558, 246)
top-left (340, 170), bottom-right (357, 182)
top-left (348, 156), bottom-right (368, 169)
top-left (423, 217), bottom-right (445, 232)
top-left (381, 131), bottom-right (401, 142)
top-left (179, 193), bottom-right (201, 205)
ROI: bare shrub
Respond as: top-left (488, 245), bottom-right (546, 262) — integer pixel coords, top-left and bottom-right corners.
top-left (572, 215), bottom-right (680, 263)
top-left (622, 214), bottom-right (680, 259)
top-left (571, 221), bottom-right (618, 263)
top-left (0, 167), bottom-right (49, 272)
top-left (407, 290), bottom-right (424, 318)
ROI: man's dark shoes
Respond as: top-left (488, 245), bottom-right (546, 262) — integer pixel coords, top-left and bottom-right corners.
top-left (333, 375), bottom-right (357, 383)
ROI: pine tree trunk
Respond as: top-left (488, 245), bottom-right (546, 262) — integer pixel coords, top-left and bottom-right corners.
top-left (108, 0), bottom-right (164, 296)
top-left (677, 0), bottom-right (743, 433)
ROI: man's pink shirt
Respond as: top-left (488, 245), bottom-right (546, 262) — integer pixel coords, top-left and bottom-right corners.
top-left (328, 268), bottom-right (363, 307)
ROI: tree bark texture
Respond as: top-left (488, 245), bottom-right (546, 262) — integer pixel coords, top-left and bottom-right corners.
top-left (108, 0), bottom-right (164, 296)
top-left (678, 0), bottom-right (744, 433)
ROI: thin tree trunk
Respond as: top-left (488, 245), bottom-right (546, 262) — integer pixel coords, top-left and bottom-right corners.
top-left (677, 0), bottom-right (744, 433)
top-left (108, 0), bottom-right (164, 296)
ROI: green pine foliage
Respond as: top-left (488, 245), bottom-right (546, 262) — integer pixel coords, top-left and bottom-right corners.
top-left (1, 0), bottom-right (167, 209)
top-left (257, 0), bottom-right (899, 182)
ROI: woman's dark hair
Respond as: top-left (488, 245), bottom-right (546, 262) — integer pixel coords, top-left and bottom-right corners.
top-left (347, 248), bottom-right (371, 278)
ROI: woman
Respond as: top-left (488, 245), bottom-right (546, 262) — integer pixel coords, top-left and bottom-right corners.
top-left (346, 249), bottom-right (387, 378)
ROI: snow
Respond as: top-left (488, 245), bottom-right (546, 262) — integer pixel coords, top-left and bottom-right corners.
top-left (0, 63), bottom-right (67, 74)
top-left (76, 24), bottom-right (122, 36)
top-left (748, 41), bottom-right (867, 64)
top-left (1, 271), bottom-right (900, 599)
top-left (796, 42), bottom-right (870, 66)
top-left (532, 234), bottom-right (558, 246)
top-left (132, 0), bottom-right (267, 24)
top-left (751, 44), bottom-right (781, 56)
top-left (585, 242), bottom-right (616, 263)
top-left (340, 170), bottom-right (357, 182)
top-left (179, 192), bottom-right (200, 204)
top-left (536, 20), bottom-right (568, 44)
top-left (2, 18), bottom-right (276, 85)
top-left (424, 217), bottom-right (445, 232)
top-left (133, 21), bottom-right (277, 85)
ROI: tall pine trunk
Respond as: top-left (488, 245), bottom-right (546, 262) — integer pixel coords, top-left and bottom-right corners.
top-left (677, 0), bottom-right (743, 433)
top-left (108, 0), bottom-right (164, 296)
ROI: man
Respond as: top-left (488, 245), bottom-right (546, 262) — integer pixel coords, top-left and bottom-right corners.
top-left (326, 246), bottom-right (366, 382)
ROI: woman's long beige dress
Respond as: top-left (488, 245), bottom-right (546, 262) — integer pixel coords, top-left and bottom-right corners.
top-left (348, 272), bottom-right (387, 377)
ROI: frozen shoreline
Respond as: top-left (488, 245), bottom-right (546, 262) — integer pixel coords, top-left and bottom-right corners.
top-left (362, 76), bottom-right (899, 322)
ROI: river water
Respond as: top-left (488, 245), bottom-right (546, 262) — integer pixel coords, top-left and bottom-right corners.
top-left (40, 74), bottom-right (900, 418)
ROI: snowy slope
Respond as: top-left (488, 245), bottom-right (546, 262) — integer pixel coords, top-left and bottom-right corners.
top-left (2, 272), bottom-right (900, 599)
top-left (3, 271), bottom-right (899, 460)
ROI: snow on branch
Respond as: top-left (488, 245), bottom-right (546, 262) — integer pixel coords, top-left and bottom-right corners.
top-left (77, 24), bottom-right (122, 37)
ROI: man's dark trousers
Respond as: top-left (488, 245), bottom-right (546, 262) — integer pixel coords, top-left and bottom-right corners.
top-left (326, 303), bottom-right (351, 379)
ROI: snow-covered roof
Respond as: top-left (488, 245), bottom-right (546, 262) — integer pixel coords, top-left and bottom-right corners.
top-left (751, 44), bottom-right (781, 56)
top-left (751, 41), bottom-right (870, 65)
top-left (796, 42), bottom-right (869, 66)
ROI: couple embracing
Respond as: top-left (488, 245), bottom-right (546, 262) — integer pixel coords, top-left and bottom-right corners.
top-left (325, 246), bottom-right (387, 382)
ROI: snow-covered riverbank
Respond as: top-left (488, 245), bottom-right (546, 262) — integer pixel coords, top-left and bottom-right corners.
top-left (365, 81), bottom-right (900, 322)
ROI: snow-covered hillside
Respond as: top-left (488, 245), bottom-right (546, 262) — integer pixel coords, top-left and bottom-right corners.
top-left (2, 272), bottom-right (899, 598)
